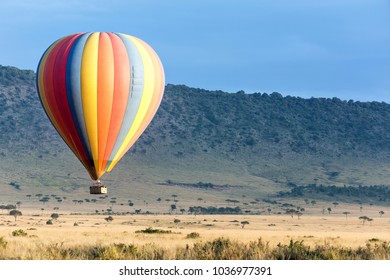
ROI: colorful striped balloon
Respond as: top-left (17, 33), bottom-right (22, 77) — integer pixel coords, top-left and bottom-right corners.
top-left (36, 32), bottom-right (165, 181)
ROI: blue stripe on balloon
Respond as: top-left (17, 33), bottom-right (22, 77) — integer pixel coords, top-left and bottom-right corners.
top-left (106, 33), bottom-right (145, 168)
top-left (66, 32), bottom-right (94, 163)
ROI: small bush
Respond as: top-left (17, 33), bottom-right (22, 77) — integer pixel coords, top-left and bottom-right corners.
top-left (12, 229), bottom-right (27, 237)
top-left (46, 219), bottom-right (53, 225)
top-left (135, 227), bottom-right (173, 234)
top-left (0, 236), bottom-right (7, 248)
top-left (186, 232), bottom-right (200, 239)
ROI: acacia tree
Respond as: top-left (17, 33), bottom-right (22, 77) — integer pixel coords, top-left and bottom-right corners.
top-left (379, 211), bottom-right (385, 217)
top-left (359, 216), bottom-right (370, 225)
top-left (174, 218), bottom-right (180, 228)
top-left (241, 221), bottom-right (249, 229)
top-left (10, 210), bottom-right (22, 221)
top-left (342, 211), bottom-right (351, 219)
top-left (51, 213), bottom-right (59, 221)
top-left (286, 209), bottom-right (297, 218)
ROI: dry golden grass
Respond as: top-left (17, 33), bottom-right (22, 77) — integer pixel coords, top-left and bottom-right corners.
top-left (0, 207), bottom-right (389, 259)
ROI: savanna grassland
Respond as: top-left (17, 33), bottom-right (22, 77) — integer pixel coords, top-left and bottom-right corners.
top-left (0, 199), bottom-right (389, 260)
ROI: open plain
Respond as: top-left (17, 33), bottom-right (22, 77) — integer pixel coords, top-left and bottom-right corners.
top-left (0, 202), bottom-right (389, 260)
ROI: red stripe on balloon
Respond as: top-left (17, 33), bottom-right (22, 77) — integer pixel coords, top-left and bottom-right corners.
top-left (43, 36), bottom-right (75, 149)
top-left (53, 33), bottom-right (95, 174)
top-left (43, 34), bottom-right (95, 177)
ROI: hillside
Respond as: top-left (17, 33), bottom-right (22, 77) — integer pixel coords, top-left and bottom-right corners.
top-left (1, 65), bottom-right (390, 207)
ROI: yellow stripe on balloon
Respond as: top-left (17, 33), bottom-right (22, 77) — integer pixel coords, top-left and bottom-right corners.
top-left (81, 32), bottom-right (99, 171)
top-left (107, 35), bottom-right (155, 171)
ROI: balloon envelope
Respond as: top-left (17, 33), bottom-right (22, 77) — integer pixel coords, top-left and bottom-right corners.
top-left (36, 32), bottom-right (165, 180)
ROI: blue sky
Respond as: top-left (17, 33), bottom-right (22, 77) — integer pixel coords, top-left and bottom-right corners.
top-left (0, 0), bottom-right (389, 102)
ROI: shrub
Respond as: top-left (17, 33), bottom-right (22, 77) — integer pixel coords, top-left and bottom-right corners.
top-left (135, 227), bottom-right (173, 234)
top-left (186, 232), bottom-right (200, 239)
top-left (46, 219), bottom-right (53, 225)
top-left (0, 236), bottom-right (7, 248)
top-left (12, 229), bottom-right (27, 237)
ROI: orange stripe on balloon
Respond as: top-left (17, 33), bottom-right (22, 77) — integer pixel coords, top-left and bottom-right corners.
top-left (110, 38), bottom-right (164, 164)
top-left (101, 33), bottom-right (130, 170)
top-left (97, 32), bottom-right (114, 175)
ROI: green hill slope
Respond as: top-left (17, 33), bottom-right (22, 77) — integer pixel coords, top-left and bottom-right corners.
top-left (1, 65), bottom-right (390, 206)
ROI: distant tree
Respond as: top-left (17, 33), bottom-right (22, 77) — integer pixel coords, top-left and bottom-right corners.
top-left (50, 213), bottom-right (59, 220)
top-left (327, 207), bottom-right (332, 214)
top-left (359, 216), bottom-right (370, 225)
top-left (297, 212), bottom-right (303, 220)
top-left (173, 218), bottom-right (180, 228)
top-left (342, 211), bottom-right (351, 219)
top-left (104, 216), bottom-right (113, 223)
top-left (379, 210), bottom-right (385, 217)
top-left (231, 200), bottom-right (240, 206)
top-left (156, 198), bottom-right (162, 203)
top-left (286, 209), bottom-right (297, 218)
top-left (332, 202), bottom-right (339, 208)
top-left (40, 197), bottom-right (49, 204)
top-left (170, 204), bottom-right (177, 213)
top-left (16, 201), bottom-right (22, 208)
top-left (135, 209), bottom-right (141, 214)
top-left (241, 221), bottom-right (249, 229)
top-left (267, 208), bottom-right (272, 215)
top-left (10, 210), bottom-right (22, 221)
top-left (180, 208), bottom-right (186, 215)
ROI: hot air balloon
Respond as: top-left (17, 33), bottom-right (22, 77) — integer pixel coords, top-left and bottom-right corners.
top-left (36, 32), bottom-right (165, 194)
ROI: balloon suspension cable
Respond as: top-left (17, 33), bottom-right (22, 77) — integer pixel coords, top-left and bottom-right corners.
top-left (93, 180), bottom-right (101, 186)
